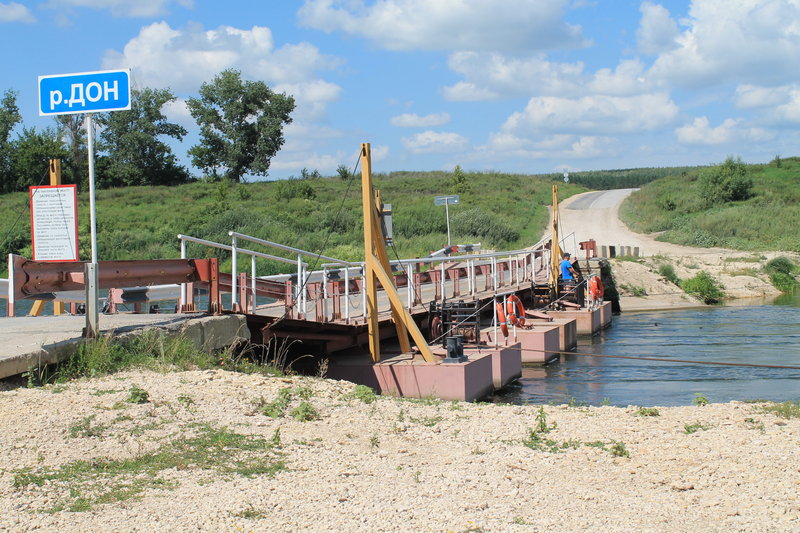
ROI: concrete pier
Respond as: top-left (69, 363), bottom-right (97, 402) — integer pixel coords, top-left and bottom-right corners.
top-left (547, 302), bottom-right (612, 336)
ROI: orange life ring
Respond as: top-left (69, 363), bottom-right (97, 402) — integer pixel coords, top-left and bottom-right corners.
top-left (505, 294), bottom-right (526, 327)
top-left (495, 302), bottom-right (509, 337)
top-left (589, 276), bottom-right (605, 300)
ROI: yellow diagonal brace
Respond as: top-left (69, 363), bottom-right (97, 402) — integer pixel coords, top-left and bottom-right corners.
top-left (371, 255), bottom-right (435, 362)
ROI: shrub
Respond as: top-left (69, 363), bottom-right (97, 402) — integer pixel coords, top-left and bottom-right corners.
top-left (658, 264), bottom-right (680, 285)
top-left (452, 208), bottom-right (519, 245)
top-left (699, 156), bottom-right (753, 206)
top-left (680, 271), bottom-right (724, 304)
top-left (764, 257), bottom-right (798, 293)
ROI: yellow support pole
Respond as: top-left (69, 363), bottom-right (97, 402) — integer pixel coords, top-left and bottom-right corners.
top-left (29, 160), bottom-right (66, 317)
top-left (50, 160), bottom-right (65, 316)
top-left (360, 143), bottom-right (434, 363)
top-left (549, 184), bottom-right (562, 297)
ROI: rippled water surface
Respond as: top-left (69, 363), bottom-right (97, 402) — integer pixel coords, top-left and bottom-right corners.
top-left (497, 293), bottom-right (800, 407)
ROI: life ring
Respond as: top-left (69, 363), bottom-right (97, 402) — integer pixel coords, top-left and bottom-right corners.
top-left (429, 315), bottom-right (443, 342)
top-left (495, 302), bottom-right (509, 337)
top-left (589, 276), bottom-right (604, 301)
top-left (505, 294), bottom-right (526, 327)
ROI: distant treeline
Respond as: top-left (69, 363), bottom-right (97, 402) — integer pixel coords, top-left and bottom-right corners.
top-left (535, 167), bottom-right (701, 190)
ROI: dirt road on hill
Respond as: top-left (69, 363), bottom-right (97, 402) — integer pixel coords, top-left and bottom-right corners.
top-left (549, 189), bottom-right (797, 310)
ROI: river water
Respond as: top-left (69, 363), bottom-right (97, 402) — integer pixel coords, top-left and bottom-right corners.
top-left (496, 293), bottom-right (800, 407)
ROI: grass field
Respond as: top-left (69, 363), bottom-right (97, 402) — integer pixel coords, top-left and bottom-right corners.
top-left (619, 157), bottom-right (800, 252)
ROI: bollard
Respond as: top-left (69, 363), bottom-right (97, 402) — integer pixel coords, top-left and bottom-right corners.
top-left (443, 335), bottom-right (467, 363)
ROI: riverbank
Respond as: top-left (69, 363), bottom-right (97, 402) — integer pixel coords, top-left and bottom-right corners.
top-left (2, 369), bottom-right (798, 532)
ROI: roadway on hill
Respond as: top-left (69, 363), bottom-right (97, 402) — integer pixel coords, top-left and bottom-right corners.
top-left (556, 188), bottom-right (732, 258)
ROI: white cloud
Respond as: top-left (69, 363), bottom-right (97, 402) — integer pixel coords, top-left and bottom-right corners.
top-left (636, 1), bottom-right (679, 55)
top-left (44, 0), bottom-right (192, 17)
top-left (482, 132), bottom-right (616, 160)
top-left (298, 0), bottom-right (585, 52)
top-left (103, 22), bottom-right (342, 120)
top-left (502, 93), bottom-right (679, 135)
top-left (733, 84), bottom-right (793, 109)
top-left (442, 82), bottom-right (499, 102)
top-left (390, 112), bottom-right (450, 128)
top-left (646, 0), bottom-right (800, 88)
top-left (402, 131), bottom-right (469, 154)
top-left (675, 116), bottom-right (774, 145)
top-left (0, 2), bottom-right (35, 22)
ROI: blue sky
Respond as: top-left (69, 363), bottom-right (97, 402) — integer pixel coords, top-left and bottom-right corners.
top-left (2, 0), bottom-right (800, 180)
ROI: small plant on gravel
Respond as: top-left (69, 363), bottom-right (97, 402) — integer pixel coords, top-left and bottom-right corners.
top-left (369, 434), bottom-right (380, 449)
top-left (350, 384), bottom-right (377, 404)
top-left (126, 384), bottom-right (149, 404)
top-left (684, 421), bottom-right (711, 434)
top-left (236, 506), bottom-right (267, 519)
top-left (176, 394), bottom-right (194, 407)
top-left (744, 417), bottom-right (765, 432)
top-left (693, 393), bottom-right (709, 406)
top-left (409, 415), bottom-right (444, 427)
top-left (290, 401), bottom-right (319, 422)
top-left (759, 400), bottom-right (800, 419)
top-left (261, 388), bottom-right (293, 418)
top-left (610, 441), bottom-right (630, 457)
top-left (68, 415), bottom-right (107, 438)
top-left (635, 407), bottom-right (660, 417)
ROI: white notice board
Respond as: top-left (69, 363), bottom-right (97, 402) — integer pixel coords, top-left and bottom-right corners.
top-left (30, 185), bottom-right (79, 261)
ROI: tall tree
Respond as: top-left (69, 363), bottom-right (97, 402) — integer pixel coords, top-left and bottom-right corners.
top-left (9, 126), bottom-right (69, 192)
top-left (97, 87), bottom-right (190, 187)
top-left (54, 114), bottom-right (88, 190)
top-left (0, 89), bottom-right (22, 193)
top-left (187, 69), bottom-right (295, 182)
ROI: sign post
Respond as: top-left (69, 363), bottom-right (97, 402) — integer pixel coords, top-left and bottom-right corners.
top-left (39, 68), bottom-right (131, 336)
top-left (434, 194), bottom-right (460, 246)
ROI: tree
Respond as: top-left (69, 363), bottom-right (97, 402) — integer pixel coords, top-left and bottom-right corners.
top-left (700, 156), bottom-right (753, 206)
top-left (187, 69), bottom-right (295, 182)
top-left (54, 114), bottom-right (88, 190)
top-left (0, 89), bottom-right (21, 192)
top-left (9, 126), bottom-right (69, 192)
top-left (97, 87), bottom-right (190, 187)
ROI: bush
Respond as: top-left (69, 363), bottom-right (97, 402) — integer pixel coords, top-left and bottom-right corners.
top-left (764, 257), bottom-right (798, 293)
top-left (680, 271), bottom-right (724, 304)
top-left (658, 264), bottom-right (680, 285)
top-left (452, 208), bottom-right (519, 245)
top-left (700, 156), bottom-right (753, 206)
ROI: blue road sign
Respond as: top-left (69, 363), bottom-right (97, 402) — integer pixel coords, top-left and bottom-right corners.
top-left (434, 195), bottom-right (460, 206)
top-left (38, 69), bottom-right (131, 116)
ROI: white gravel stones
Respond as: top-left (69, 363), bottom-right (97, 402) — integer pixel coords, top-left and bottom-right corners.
top-left (1, 369), bottom-right (798, 532)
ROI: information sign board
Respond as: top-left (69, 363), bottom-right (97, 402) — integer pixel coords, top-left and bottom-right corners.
top-left (434, 195), bottom-right (460, 206)
top-left (30, 185), bottom-right (79, 261)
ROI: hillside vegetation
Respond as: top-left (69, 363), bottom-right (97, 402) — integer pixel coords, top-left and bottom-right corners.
top-left (620, 157), bottom-right (800, 252)
top-left (1, 169), bottom-right (592, 276)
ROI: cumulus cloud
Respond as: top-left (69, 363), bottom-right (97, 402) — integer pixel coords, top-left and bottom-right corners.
top-left (402, 131), bottom-right (469, 153)
top-left (390, 112), bottom-right (450, 128)
top-left (636, 1), bottom-right (679, 55)
top-left (482, 132), bottom-right (616, 160)
top-left (298, 0), bottom-right (585, 52)
top-left (0, 2), bottom-right (35, 22)
top-left (103, 22), bottom-right (342, 121)
top-left (502, 93), bottom-right (679, 135)
top-left (675, 116), bottom-right (773, 145)
top-left (646, 0), bottom-right (800, 88)
top-left (44, 0), bottom-right (192, 17)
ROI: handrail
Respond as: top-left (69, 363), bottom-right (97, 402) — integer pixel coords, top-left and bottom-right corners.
top-left (228, 231), bottom-right (358, 266)
top-left (177, 234), bottom-right (304, 266)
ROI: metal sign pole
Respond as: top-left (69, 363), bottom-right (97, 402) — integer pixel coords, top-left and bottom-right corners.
top-left (85, 112), bottom-right (99, 337)
top-left (445, 199), bottom-right (451, 246)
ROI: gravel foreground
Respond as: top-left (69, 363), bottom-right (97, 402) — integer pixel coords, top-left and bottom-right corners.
top-left (1, 369), bottom-right (798, 532)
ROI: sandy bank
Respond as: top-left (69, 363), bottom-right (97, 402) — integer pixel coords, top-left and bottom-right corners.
top-left (2, 370), bottom-right (798, 532)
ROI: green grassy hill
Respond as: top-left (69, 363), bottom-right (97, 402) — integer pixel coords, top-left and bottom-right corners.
top-left (619, 157), bottom-right (800, 252)
top-left (0, 169), bottom-right (590, 276)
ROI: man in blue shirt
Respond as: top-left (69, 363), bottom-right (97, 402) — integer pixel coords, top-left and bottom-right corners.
top-left (560, 252), bottom-right (577, 281)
